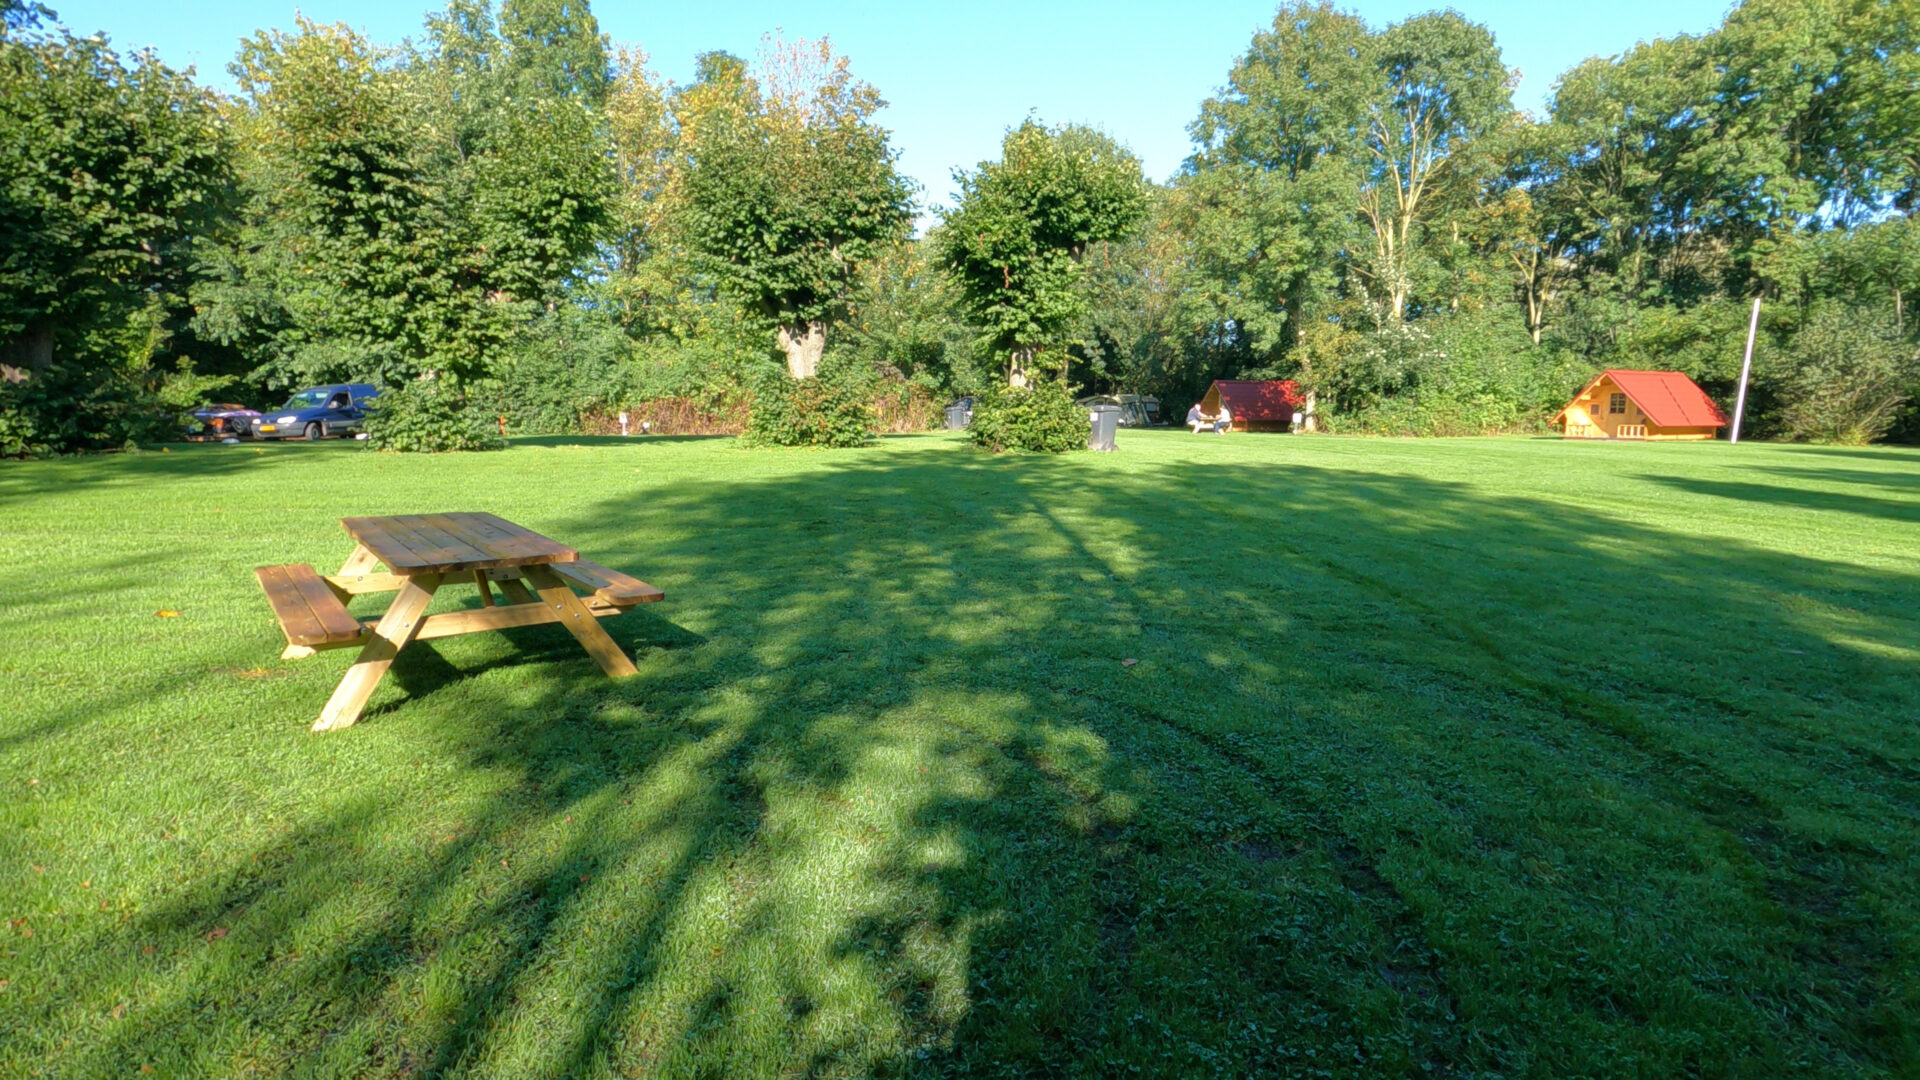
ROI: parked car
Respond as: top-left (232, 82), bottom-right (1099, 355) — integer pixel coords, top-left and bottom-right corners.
top-left (1073, 394), bottom-right (1161, 427)
top-left (188, 403), bottom-right (261, 438)
top-left (254, 384), bottom-right (380, 441)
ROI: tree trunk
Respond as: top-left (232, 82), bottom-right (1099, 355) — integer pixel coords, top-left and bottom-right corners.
top-left (2, 324), bottom-right (53, 376)
top-left (777, 320), bottom-right (826, 380)
top-left (1007, 347), bottom-right (1033, 389)
top-left (1302, 390), bottom-right (1318, 433)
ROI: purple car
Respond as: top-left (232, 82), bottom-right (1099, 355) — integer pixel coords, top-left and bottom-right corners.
top-left (189, 403), bottom-right (262, 438)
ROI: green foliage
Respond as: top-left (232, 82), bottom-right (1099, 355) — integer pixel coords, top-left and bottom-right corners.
top-left (1188, 2), bottom-right (1375, 183)
top-left (202, 15), bottom-right (611, 409)
top-left (0, 0), bottom-right (54, 36)
top-left (831, 237), bottom-right (984, 397)
top-left (939, 122), bottom-right (1149, 379)
top-left (7, 0), bottom-right (1919, 448)
top-left (487, 306), bottom-right (636, 433)
top-left (361, 380), bottom-right (505, 452)
top-left (742, 365), bottom-right (876, 448)
top-left (1313, 308), bottom-right (1580, 435)
top-left (497, 0), bottom-right (609, 105)
top-left (0, 30), bottom-right (229, 376)
top-left (1164, 0), bottom-right (1920, 442)
top-left (676, 40), bottom-right (914, 378)
top-left (1075, 196), bottom-right (1239, 403)
top-left (1777, 305), bottom-right (1918, 445)
top-left (967, 374), bottom-right (1086, 453)
top-left (0, 31), bottom-right (232, 455)
top-left (0, 361), bottom-right (174, 456)
top-left (1179, 1), bottom-right (1513, 385)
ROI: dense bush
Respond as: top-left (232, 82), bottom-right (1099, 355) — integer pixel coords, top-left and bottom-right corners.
top-left (968, 379), bottom-right (1086, 453)
top-left (487, 311), bottom-right (638, 434)
top-left (362, 381), bottom-right (505, 453)
top-left (1777, 306), bottom-right (1917, 444)
top-left (0, 363), bottom-right (175, 456)
top-left (742, 370), bottom-right (877, 448)
top-left (1319, 310), bottom-right (1580, 435)
top-left (580, 397), bottom-right (749, 436)
top-left (870, 377), bottom-right (942, 433)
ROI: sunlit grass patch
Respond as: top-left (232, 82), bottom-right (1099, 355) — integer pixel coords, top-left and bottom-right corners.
top-left (2, 432), bottom-right (1918, 1077)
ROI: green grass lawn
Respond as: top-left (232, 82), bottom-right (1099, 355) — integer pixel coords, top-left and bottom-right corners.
top-left (2, 430), bottom-right (1917, 1078)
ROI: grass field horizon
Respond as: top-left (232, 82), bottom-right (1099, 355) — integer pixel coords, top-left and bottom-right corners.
top-left (3, 431), bottom-right (1917, 1077)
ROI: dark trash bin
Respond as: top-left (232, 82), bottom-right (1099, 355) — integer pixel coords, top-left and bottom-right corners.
top-left (1088, 404), bottom-right (1121, 451)
top-left (945, 401), bottom-right (972, 430)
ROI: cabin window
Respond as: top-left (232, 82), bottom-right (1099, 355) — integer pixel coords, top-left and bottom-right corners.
top-left (1609, 393), bottom-right (1626, 414)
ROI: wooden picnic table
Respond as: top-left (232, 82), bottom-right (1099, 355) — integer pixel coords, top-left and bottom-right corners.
top-left (255, 512), bottom-right (663, 732)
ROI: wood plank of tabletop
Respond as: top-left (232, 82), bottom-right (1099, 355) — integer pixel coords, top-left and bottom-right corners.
top-left (418, 513), bottom-right (575, 568)
top-left (427, 513), bottom-right (558, 562)
top-left (338, 517), bottom-right (433, 572)
top-left (388, 516), bottom-right (494, 568)
top-left (341, 513), bottom-right (576, 574)
top-left (342, 516), bottom-right (479, 573)
top-left (458, 513), bottom-right (576, 562)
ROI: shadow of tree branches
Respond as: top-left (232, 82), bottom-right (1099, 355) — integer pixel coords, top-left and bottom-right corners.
top-left (20, 444), bottom-right (1920, 1078)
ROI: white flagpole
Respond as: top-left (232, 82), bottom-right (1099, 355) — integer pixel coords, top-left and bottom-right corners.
top-left (1731, 297), bottom-right (1760, 443)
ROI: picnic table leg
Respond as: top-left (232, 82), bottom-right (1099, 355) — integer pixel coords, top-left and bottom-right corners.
top-left (338, 544), bottom-right (382, 576)
top-left (489, 570), bottom-right (538, 606)
top-left (522, 564), bottom-right (639, 678)
top-left (313, 572), bottom-right (444, 732)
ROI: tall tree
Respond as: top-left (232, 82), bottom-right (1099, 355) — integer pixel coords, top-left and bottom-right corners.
top-left (498, 0), bottom-right (608, 106)
top-left (938, 120), bottom-right (1148, 386)
top-left (1183, 1), bottom-right (1373, 368)
top-left (676, 37), bottom-right (914, 380)
top-left (0, 0), bottom-right (53, 37)
top-left (203, 16), bottom-right (609, 395)
top-left (0, 30), bottom-right (227, 375)
top-left (1354, 10), bottom-right (1512, 323)
top-left (1466, 119), bottom-right (1585, 344)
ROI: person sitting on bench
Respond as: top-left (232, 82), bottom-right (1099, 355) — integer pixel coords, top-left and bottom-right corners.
top-left (1187, 402), bottom-right (1210, 434)
top-left (1211, 405), bottom-right (1232, 433)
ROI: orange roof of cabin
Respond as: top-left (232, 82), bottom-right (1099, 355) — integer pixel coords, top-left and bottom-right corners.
top-left (1560, 370), bottom-right (1728, 428)
top-left (1208, 380), bottom-right (1302, 421)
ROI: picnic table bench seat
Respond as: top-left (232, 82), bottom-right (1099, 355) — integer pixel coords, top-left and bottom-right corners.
top-left (255, 563), bottom-right (363, 648)
top-left (547, 559), bottom-right (665, 608)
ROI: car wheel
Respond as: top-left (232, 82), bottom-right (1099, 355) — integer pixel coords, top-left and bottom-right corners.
top-left (303, 422), bottom-right (323, 441)
top-left (229, 417), bottom-right (251, 437)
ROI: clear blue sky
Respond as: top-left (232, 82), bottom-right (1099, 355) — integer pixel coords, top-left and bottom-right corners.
top-left (56, 0), bottom-right (1733, 214)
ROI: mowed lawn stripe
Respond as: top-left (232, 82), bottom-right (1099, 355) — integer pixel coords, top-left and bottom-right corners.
top-left (1, 432), bottom-right (1915, 1077)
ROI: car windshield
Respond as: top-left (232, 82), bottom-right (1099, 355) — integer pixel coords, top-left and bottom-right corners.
top-left (281, 390), bottom-right (332, 409)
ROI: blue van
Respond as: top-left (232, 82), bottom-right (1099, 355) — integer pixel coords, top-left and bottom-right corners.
top-left (254, 384), bottom-right (380, 441)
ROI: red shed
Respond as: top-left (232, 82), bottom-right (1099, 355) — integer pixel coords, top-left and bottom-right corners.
top-left (1553, 369), bottom-right (1727, 440)
top-left (1200, 380), bottom-right (1303, 432)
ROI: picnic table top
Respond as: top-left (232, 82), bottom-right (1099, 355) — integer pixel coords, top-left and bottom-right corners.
top-left (341, 512), bottom-right (579, 575)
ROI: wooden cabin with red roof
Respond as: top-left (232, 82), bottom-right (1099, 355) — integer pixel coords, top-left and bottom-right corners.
top-left (1554, 370), bottom-right (1728, 441)
top-left (1201, 380), bottom-right (1304, 432)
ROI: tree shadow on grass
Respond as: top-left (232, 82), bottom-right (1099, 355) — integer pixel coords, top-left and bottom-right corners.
top-left (511, 435), bottom-right (734, 448)
top-left (1641, 473), bottom-right (1920, 524)
top-left (0, 442), bottom-right (338, 500)
top-left (27, 448), bottom-right (1920, 1078)
top-left (1770, 445), bottom-right (1920, 464)
top-left (1751, 464), bottom-right (1920, 495)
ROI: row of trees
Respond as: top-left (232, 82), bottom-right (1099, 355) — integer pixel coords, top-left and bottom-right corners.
top-left (0, 0), bottom-right (928, 451)
top-left (1091, 0), bottom-right (1920, 439)
top-left (3, 0), bottom-right (1917, 453)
